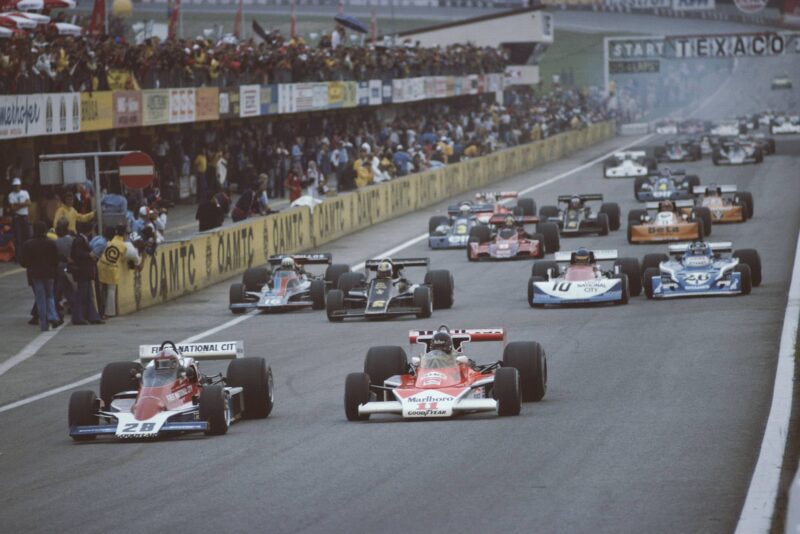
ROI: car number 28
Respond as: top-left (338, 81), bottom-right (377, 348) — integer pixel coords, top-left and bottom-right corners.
top-left (121, 422), bottom-right (157, 434)
top-left (683, 272), bottom-right (711, 285)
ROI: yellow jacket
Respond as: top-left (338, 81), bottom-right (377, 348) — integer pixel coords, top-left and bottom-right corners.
top-left (354, 159), bottom-right (373, 188)
top-left (98, 236), bottom-right (127, 285)
top-left (53, 205), bottom-right (94, 234)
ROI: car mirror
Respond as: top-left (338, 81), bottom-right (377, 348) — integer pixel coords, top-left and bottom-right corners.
top-left (411, 356), bottom-right (420, 366)
top-left (456, 355), bottom-right (469, 365)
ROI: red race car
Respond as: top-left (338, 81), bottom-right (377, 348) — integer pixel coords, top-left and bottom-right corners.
top-left (344, 326), bottom-right (547, 420)
top-left (473, 191), bottom-right (537, 223)
top-left (467, 214), bottom-right (560, 261)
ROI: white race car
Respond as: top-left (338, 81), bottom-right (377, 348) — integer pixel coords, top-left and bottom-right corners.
top-left (770, 116), bottom-right (800, 135)
top-left (602, 150), bottom-right (654, 178)
top-left (712, 140), bottom-right (763, 165)
top-left (654, 120), bottom-right (679, 135)
top-left (710, 120), bottom-right (744, 137)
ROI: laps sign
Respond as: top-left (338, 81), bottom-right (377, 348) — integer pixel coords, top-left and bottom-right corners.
top-left (119, 152), bottom-right (155, 189)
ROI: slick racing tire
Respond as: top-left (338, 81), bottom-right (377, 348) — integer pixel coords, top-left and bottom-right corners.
top-left (538, 205), bottom-right (560, 219)
top-left (227, 357), bottom-right (274, 419)
top-left (326, 289), bottom-right (345, 322)
top-left (344, 372), bottom-right (371, 421)
top-left (528, 276), bottom-right (546, 308)
top-left (100, 361), bottom-right (143, 407)
top-left (502, 341), bottom-right (547, 402)
top-left (599, 202), bottom-right (621, 231)
top-left (684, 175), bottom-right (701, 189)
top-left (531, 260), bottom-right (558, 279)
top-left (738, 191), bottom-right (754, 218)
top-left (692, 219), bottom-right (706, 241)
top-left (516, 198), bottom-right (536, 216)
top-left (310, 279), bottom-right (326, 310)
top-left (68, 390), bottom-right (98, 442)
top-left (597, 213), bottom-right (610, 237)
top-left (413, 287), bottom-right (433, 319)
top-left (325, 264), bottom-right (351, 289)
top-left (199, 385), bottom-right (230, 436)
top-left (691, 207), bottom-right (712, 237)
top-left (611, 274), bottom-right (629, 305)
top-left (734, 264), bottom-right (753, 295)
top-left (733, 249), bottom-right (762, 287)
top-left (494, 367), bottom-right (521, 417)
top-left (243, 267), bottom-right (270, 292)
top-left (643, 268), bottom-right (660, 299)
top-left (537, 222), bottom-right (560, 254)
top-left (469, 224), bottom-right (491, 243)
top-left (628, 209), bottom-right (646, 224)
top-left (364, 346), bottom-right (408, 393)
top-left (424, 269), bottom-right (454, 309)
top-left (641, 253), bottom-right (668, 275)
top-left (614, 258), bottom-right (642, 297)
top-left (229, 283), bottom-right (246, 314)
top-left (754, 148), bottom-right (764, 164)
top-left (337, 272), bottom-right (365, 294)
top-left (428, 215), bottom-right (449, 235)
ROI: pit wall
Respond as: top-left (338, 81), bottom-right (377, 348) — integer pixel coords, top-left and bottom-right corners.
top-left (116, 121), bottom-right (615, 315)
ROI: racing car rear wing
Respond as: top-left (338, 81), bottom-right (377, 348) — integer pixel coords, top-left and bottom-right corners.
top-left (614, 150), bottom-right (646, 159)
top-left (554, 250), bottom-right (618, 263)
top-left (645, 200), bottom-right (694, 210)
top-left (557, 194), bottom-right (603, 203)
top-left (487, 214), bottom-right (539, 226)
top-left (668, 242), bottom-right (733, 255)
top-left (447, 202), bottom-right (495, 215)
top-left (409, 328), bottom-right (506, 351)
top-left (268, 253), bottom-right (332, 266)
top-left (138, 341), bottom-right (244, 363)
top-left (365, 258), bottom-right (429, 270)
top-left (692, 185), bottom-right (736, 195)
top-left (476, 191), bottom-right (518, 200)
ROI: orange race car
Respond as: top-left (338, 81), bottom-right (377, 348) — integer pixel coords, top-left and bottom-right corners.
top-left (627, 200), bottom-right (711, 244)
top-left (680, 185), bottom-right (754, 223)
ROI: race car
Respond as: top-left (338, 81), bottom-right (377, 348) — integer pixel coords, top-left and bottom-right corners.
top-left (467, 214), bottom-right (560, 261)
top-left (686, 185), bottom-right (754, 223)
top-left (770, 115), bottom-right (800, 135)
top-left (710, 120), bottom-right (747, 137)
top-left (627, 200), bottom-right (711, 244)
top-left (698, 135), bottom-right (716, 155)
top-left (679, 119), bottom-right (710, 135)
top-left (771, 73), bottom-right (792, 90)
top-left (68, 341), bottom-right (273, 441)
top-left (326, 258), bottom-right (453, 322)
top-left (641, 241), bottom-right (762, 299)
top-left (653, 139), bottom-right (702, 163)
top-left (741, 133), bottom-right (776, 155)
top-left (654, 119), bottom-right (679, 135)
top-left (712, 138), bottom-right (763, 165)
top-left (229, 253), bottom-right (349, 313)
top-left (343, 326), bottom-right (547, 420)
top-left (633, 168), bottom-right (699, 202)
top-left (602, 150), bottom-right (655, 178)
top-left (528, 248), bottom-right (641, 307)
top-left (538, 194), bottom-right (621, 236)
top-left (428, 202), bottom-right (492, 249)
top-left (472, 191), bottom-right (537, 223)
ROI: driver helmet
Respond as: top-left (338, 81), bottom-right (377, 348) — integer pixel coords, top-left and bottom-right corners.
top-left (569, 196), bottom-right (582, 210)
top-left (281, 257), bottom-right (296, 270)
top-left (572, 247), bottom-right (592, 265)
top-left (459, 204), bottom-right (472, 217)
top-left (708, 184), bottom-right (720, 196)
top-left (504, 215), bottom-right (516, 227)
top-left (377, 259), bottom-right (393, 278)
top-left (689, 241), bottom-right (709, 256)
top-left (430, 331), bottom-right (454, 353)
top-left (154, 348), bottom-right (180, 370)
top-left (659, 200), bottom-right (674, 212)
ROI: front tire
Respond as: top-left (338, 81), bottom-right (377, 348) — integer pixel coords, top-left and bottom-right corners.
top-left (597, 212), bottom-right (610, 236)
top-left (68, 390), bottom-right (98, 441)
top-left (227, 357), bottom-right (274, 418)
top-left (691, 207), bottom-right (712, 237)
top-left (643, 267), bottom-right (660, 299)
top-left (614, 258), bottom-right (642, 297)
top-left (493, 367), bottom-right (521, 416)
top-left (734, 264), bottom-right (753, 295)
top-left (229, 283), bottom-right (246, 314)
top-left (502, 341), bottom-right (547, 402)
top-left (528, 276), bottom-right (546, 308)
top-left (243, 267), bottom-right (270, 292)
top-left (733, 249), bottom-right (762, 287)
top-left (326, 289), bottom-right (345, 322)
top-left (344, 373), bottom-right (370, 421)
top-left (325, 264), bottom-right (350, 290)
top-left (537, 222), bottom-right (560, 253)
top-left (199, 385), bottom-right (230, 436)
top-left (310, 279), bottom-right (326, 310)
top-left (413, 287), bottom-right (432, 318)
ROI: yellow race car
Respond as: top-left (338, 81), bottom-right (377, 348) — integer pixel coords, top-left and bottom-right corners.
top-left (627, 200), bottom-right (711, 244)
top-left (681, 185), bottom-right (754, 223)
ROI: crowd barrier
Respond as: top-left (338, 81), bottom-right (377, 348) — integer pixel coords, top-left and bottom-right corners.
top-left (115, 121), bottom-right (614, 315)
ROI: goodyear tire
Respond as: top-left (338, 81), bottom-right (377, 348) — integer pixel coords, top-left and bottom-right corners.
top-left (597, 213), bottom-right (610, 236)
top-left (530, 233), bottom-right (545, 258)
top-left (68, 390), bottom-right (98, 441)
top-left (326, 289), bottom-right (345, 322)
top-left (641, 253), bottom-right (668, 274)
top-left (428, 215), bottom-right (449, 235)
top-left (364, 346), bottom-right (407, 391)
top-left (539, 205), bottom-right (560, 219)
top-left (227, 357), bottom-right (274, 419)
top-left (691, 207), bottom-right (712, 237)
top-left (424, 269), bottom-right (454, 309)
top-left (738, 191), bottom-right (754, 218)
top-left (199, 385), bottom-right (229, 436)
top-left (229, 283), bottom-right (246, 314)
top-left (643, 267), bottom-right (660, 299)
top-left (413, 286), bottom-right (432, 319)
top-left (338, 272), bottom-right (365, 294)
top-left (734, 264), bottom-right (753, 295)
top-left (502, 341), bottom-right (547, 402)
top-left (344, 372), bottom-right (370, 421)
top-left (537, 222), bottom-right (560, 254)
top-left (517, 198), bottom-right (536, 216)
top-left (494, 367), bottom-right (521, 416)
top-left (611, 274), bottom-right (629, 304)
top-left (243, 267), bottom-right (270, 292)
top-left (599, 202), bottom-right (621, 231)
top-left (324, 264), bottom-right (350, 289)
top-left (469, 224), bottom-right (491, 243)
top-left (693, 219), bottom-right (706, 240)
top-left (100, 361), bottom-right (142, 407)
top-left (628, 209), bottom-right (646, 224)
top-left (733, 249), bottom-right (762, 287)
top-left (614, 258), bottom-right (642, 297)
top-left (531, 260), bottom-right (558, 279)
top-left (754, 147), bottom-right (764, 163)
top-left (310, 279), bottom-right (326, 310)
top-left (684, 175), bottom-right (701, 189)
top-left (528, 276), bottom-right (546, 308)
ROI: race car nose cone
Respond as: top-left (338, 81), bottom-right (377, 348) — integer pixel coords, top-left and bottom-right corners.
top-left (133, 395), bottom-right (165, 421)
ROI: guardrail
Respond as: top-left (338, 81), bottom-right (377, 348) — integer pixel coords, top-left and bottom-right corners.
top-left (114, 120), bottom-right (615, 315)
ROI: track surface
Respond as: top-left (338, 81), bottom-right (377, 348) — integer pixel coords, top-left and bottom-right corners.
top-left (0, 56), bottom-right (798, 533)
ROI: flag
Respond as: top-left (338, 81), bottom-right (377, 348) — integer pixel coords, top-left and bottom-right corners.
top-left (370, 8), bottom-right (377, 44)
top-left (168, 0), bottom-right (180, 40)
top-left (88, 0), bottom-right (105, 38)
top-left (290, 0), bottom-right (297, 40)
top-left (252, 20), bottom-right (269, 42)
top-left (233, 0), bottom-right (243, 39)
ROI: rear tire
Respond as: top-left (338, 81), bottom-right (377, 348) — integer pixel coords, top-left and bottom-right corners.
top-left (494, 367), bottom-right (521, 416)
top-left (643, 267), bottom-right (660, 299)
top-left (243, 267), bottom-right (270, 292)
top-left (468, 224), bottom-right (491, 244)
top-left (614, 258), bottom-right (642, 297)
top-left (612, 274), bottom-right (629, 304)
top-left (738, 191), bottom-right (754, 218)
top-left (502, 341), bottom-right (547, 402)
top-left (413, 287), bottom-right (432, 318)
top-left (310, 279), bottom-right (326, 310)
top-left (733, 249), bottom-right (762, 287)
top-left (326, 289), bottom-right (345, 322)
top-left (531, 260), bottom-right (558, 279)
top-left (516, 198), bottom-right (536, 216)
top-left (100, 361), bottom-right (142, 407)
top-left (68, 390), bottom-right (98, 441)
top-left (199, 385), bottom-right (229, 436)
top-left (424, 269), bottom-right (454, 309)
top-left (324, 264), bottom-right (350, 289)
top-left (597, 213), bottom-right (610, 236)
top-left (226, 357), bottom-right (274, 419)
top-left (599, 202), bottom-right (621, 231)
top-left (539, 205), bottom-right (560, 219)
top-left (537, 222), bottom-right (560, 253)
top-left (338, 272), bottom-right (365, 294)
top-left (229, 283), bottom-right (246, 314)
top-left (344, 373), bottom-right (370, 421)
top-left (691, 207), bottom-right (712, 237)
top-left (734, 264), bottom-right (753, 295)
top-left (364, 346), bottom-right (408, 390)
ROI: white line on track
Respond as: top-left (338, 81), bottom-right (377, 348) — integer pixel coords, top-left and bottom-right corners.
top-left (735, 228), bottom-right (800, 533)
top-left (0, 324), bottom-right (64, 378)
top-left (0, 133), bottom-right (656, 414)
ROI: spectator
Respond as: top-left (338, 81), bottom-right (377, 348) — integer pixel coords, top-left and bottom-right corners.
top-left (20, 221), bottom-right (61, 332)
top-left (194, 148), bottom-right (208, 203)
top-left (54, 220), bottom-right (75, 319)
top-left (8, 177), bottom-right (30, 263)
top-left (196, 192), bottom-right (224, 232)
top-left (53, 192), bottom-right (94, 234)
top-left (354, 145), bottom-right (373, 188)
top-left (69, 221), bottom-right (103, 325)
top-left (97, 225), bottom-right (128, 319)
top-left (231, 189), bottom-right (255, 222)
top-left (285, 170), bottom-right (303, 202)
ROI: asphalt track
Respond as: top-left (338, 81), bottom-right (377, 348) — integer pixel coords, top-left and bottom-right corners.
top-left (0, 56), bottom-right (798, 533)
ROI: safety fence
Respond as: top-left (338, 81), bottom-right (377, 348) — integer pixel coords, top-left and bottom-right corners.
top-left (115, 120), bottom-right (614, 315)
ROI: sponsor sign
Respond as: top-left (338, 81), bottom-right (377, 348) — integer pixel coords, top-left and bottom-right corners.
top-left (239, 84), bottom-right (261, 117)
top-left (259, 85), bottom-right (278, 115)
top-left (169, 88), bottom-right (196, 124)
top-left (392, 79), bottom-right (405, 103)
top-left (278, 84), bottom-right (295, 114)
top-left (219, 89), bottom-right (240, 119)
top-left (142, 89), bottom-right (169, 126)
top-left (382, 80), bottom-right (393, 104)
top-left (0, 94), bottom-right (42, 139)
top-left (669, 33), bottom-right (797, 58)
top-left (195, 88), bottom-right (219, 122)
top-left (672, 0), bottom-right (715, 10)
top-left (368, 79), bottom-right (382, 105)
top-left (734, 0), bottom-right (767, 13)
top-left (608, 38), bottom-right (666, 59)
top-left (342, 82), bottom-right (358, 108)
top-left (328, 81), bottom-right (345, 108)
top-left (604, 0), bottom-right (671, 7)
top-left (357, 81), bottom-right (369, 106)
top-left (609, 60), bottom-right (661, 73)
top-left (112, 91), bottom-right (142, 128)
top-left (80, 91), bottom-right (113, 132)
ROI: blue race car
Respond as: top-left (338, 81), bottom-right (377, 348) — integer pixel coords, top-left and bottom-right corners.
top-left (634, 168), bottom-right (699, 202)
top-left (641, 241), bottom-right (762, 299)
top-left (428, 202), bottom-right (493, 249)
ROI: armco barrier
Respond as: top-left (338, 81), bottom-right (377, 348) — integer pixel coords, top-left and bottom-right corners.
top-left (116, 121), bottom-right (615, 315)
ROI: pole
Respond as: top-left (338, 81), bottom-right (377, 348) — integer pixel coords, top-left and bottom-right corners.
top-left (94, 155), bottom-right (103, 232)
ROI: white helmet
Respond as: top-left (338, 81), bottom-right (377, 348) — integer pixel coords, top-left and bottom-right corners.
top-left (377, 259), bottom-right (393, 278)
top-left (281, 257), bottom-right (296, 270)
top-left (459, 204), bottom-right (472, 216)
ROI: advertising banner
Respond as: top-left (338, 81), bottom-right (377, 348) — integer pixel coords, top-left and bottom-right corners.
top-left (169, 88), bottom-right (196, 124)
top-left (357, 81), bottom-right (370, 106)
top-left (392, 79), bottom-right (406, 103)
top-left (112, 91), bottom-right (142, 128)
top-left (239, 84), bottom-right (261, 118)
top-left (671, 0), bottom-right (715, 10)
top-left (259, 85), bottom-right (278, 115)
top-left (368, 79), bottom-right (382, 105)
top-left (424, 77), bottom-right (436, 99)
top-left (278, 84), bottom-right (295, 114)
top-left (603, 0), bottom-right (671, 8)
top-left (607, 37), bottom-right (666, 59)
top-left (668, 33), bottom-right (798, 58)
top-left (44, 93), bottom-right (81, 136)
top-left (196, 87), bottom-right (219, 122)
top-left (382, 80), bottom-right (393, 104)
top-left (342, 82), bottom-right (358, 108)
top-left (142, 89), bottom-right (169, 126)
top-left (219, 89), bottom-right (240, 119)
top-left (328, 81), bottom-right (346, 108)
top-left (435, 76), bottom-right (447, 98)
top-left (0, 94), bottom-right (42, 139)
top-left (80, 91), bottom-right (113, 132)
top-left (296, 83), bottom-right (329, 112)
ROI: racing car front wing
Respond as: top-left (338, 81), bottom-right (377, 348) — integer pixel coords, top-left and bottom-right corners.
top-left (69, 421), bottom-right (210, 438)
top-left (648, 272), bottom-right (743, 298)
top-left (429, 235), bottom-right (469, 249)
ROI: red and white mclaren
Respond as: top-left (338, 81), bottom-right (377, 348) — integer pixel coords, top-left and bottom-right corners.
top-left (344, 326), bottom-right (547, 420)
top-left (68, 341), bottom-right (273, 441)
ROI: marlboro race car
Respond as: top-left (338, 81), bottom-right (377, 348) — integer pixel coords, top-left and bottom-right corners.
top-left (602, 150), bottom-right (655, 178)
top-left (467, 214), bottom-right (560, 261)
top-left (685, 185), bottom-right (754, 223)
top-left (770, 115), bottom-right (800, 135)
top-left (528, 248), bottom-right (641, 307)
top-left (633, 169), bottom-right (699, 202)
top-left (68, 341), bottom-right (273, 441)
top-left (343, 326), bottom-right (546, 420)
top-left (538, 194), bottom-right (621, 236)
top-left (229, 254), bottom-right (349, 313)
top-left (472, 191), bottom-right (537, 223)
top-left (712, 138), bottom-right (763, 165)
top-left (641, 241), bottom-right (762, 299)
top-left (627, 200), bottom-right (711, 244)
top-left (653, 139), bottom-right (702, 163)
top-left (428, 202), bottom-right (492, 249)
top-left (326, 258), bottom-right (453, 322)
